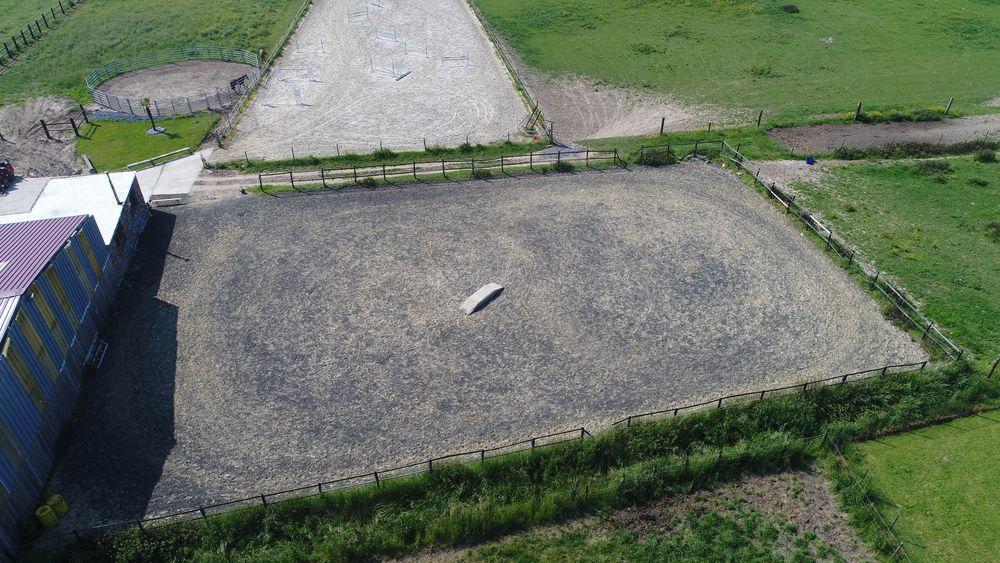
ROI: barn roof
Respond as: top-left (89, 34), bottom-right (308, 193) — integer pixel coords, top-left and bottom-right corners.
top-left (0, 215), bottom-right (87, 299)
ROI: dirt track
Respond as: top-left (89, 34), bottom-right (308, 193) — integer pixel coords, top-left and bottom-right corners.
top-left (768, 114), bottom-right (1000, 153)
top-left (100, 61), bottom-right (255, 102)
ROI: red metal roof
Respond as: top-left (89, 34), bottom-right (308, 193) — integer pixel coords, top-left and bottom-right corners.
top-left (0, 215), bottom-right (87, 299)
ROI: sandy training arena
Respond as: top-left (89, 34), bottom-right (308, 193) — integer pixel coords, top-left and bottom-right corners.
top-left (47, 164), bottom-right (924, 530)
top-left (216, 0), bottom-right (529, 161)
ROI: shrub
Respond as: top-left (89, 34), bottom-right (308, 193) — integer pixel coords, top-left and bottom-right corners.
top-left (458, 142), bottom-right (474, 154)
top-left (987, 222), bottom-right (1000, 242)
top-left (973, 149), bottom-right (996, 163)
top-left (551, 161), bottom-right (575, 173)
top-left (967, 177), bottom-right (989, 187)
top-left (372, 148), bottom-right (396, 159)
top-left (914, 160), bottom-right (951, 174)
top-left (781, 4), bottom-right (799, 13)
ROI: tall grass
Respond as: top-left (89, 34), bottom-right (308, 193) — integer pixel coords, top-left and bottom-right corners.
top-left (35, 362), bottom-right (997, 561)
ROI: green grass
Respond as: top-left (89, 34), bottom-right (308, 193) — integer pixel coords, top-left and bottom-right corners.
top-left (477, 0), bottom-right (1000, 120)
top-left (215, 139), bottom-right (552, 173)
top-left (0, 0), bottom-right (59, 41)
top-left (75, 115), bottom-right (217, 170)
top-left (790, 156), bottom-right (1000, 369)
top-left (0, 0), bottom-right (303, 104)
top-left (857, 414), bottom-right (1000, 561)
top-left (30, 363), bottom-right (998, 561)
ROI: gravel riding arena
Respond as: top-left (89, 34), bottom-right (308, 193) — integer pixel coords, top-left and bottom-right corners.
top-left (216, 0), bottom-right (529, 161)
top-left (47, 163), bottom-right (924, 529)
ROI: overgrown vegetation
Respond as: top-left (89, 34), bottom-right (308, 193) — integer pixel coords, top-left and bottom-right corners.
top-left (34, 363), bottom-right (998, 561)
top-left (0, 0), bottom-right (304, 104)
top-left (75, 115), bottom-right (218, 170)
top-left (790, 157), bottom-right (1000, 369)
top-left (584, 126), bottom-right (796, 162)
top-left (477, 0), bottom-right (1000, 119)
top-left (212, 139), bottom-right (551, 173)
top-left (470, 506), bottom-right (840, 561)
top-left (831, 139), bottom-right (998, 160)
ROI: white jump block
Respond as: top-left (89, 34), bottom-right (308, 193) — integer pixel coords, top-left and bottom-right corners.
top-left (460, 283), bottom-right (504, 315)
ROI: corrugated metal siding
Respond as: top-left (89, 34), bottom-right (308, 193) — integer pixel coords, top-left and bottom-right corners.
top-left (0, 210), bottom-right (146, 556)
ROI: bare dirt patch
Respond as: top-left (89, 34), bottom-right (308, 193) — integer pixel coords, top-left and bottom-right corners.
top-left (217, 0), bottom-right (528, 161)
top-left (612, 469), bottom-right (874, 561)
top-left (0, 97), bottom-right (81, 177)
top-left (99, 61), bottom-right (256, 103)
top-left (768, 115), bottom-right (1000, 153)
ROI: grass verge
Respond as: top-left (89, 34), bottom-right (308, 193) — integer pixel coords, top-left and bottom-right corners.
top-left (211, 139), bottom-right (552, 173)
top-left (31, 362), bottom-right (998, 561)
top-left (75, 115), bottom-right (217, 170)
top-left (788, 156), bottom-right (1000, 369)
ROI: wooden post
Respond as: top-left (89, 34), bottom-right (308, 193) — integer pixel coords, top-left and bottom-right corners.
top-left (756, 110), bottom-right (763, 128)
top-left (258, 174), bottom-right (263, 190)
top-left (412, 160), bottom-right (417, 180)
top-left (382, 163), bottom-right (387, 182)
top-left (59, 1), bottom-right (66, 15)
top-left (945, 96), bottom-right (955, 115)
top-left (79, 104), bottom-right (89, 123)
top-left (659, 117), bottom-right (665, 135)
top-left (43, 13), bottom-right (50, 29)
top-left (423, 137), bottom-right (427, 150)
top-left (585, 150), bottom-right (589, 166)
top-left (471, 158), bottom-right (475, 175)
top-left (289, 170), bottom-right (295, 189)
top-left (3, 43), bottom-right (12, 59)
top-left (320, 168), bottom-right (327, 188)
top-left (854, 101), bottom-right (863, 121)
top-left (441, 159), bottom-right (445, 178)
top-left (529, 151), bottom-right (533, 171)
top-left (500, 154), bottom-right (504, 173)
top-left (353, 166), bottom-right (358, 183)
top-left (707, 122), bottom-right (712, 133)
top-left (40, 119), bottom-right (52, 140)
top-left (70, 117), bottom-right (79, 137)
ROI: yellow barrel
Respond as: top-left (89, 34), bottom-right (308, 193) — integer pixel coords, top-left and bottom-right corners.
top-left (47, 494), bottom-right (69, 516)
top-left (35, 504), bottom-right (58, 528)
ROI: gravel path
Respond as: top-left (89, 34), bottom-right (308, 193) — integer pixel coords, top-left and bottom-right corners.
top-left (768, 114), bottom-right (1000, 153)
top-left (46, 164), bottom-right (924, 531)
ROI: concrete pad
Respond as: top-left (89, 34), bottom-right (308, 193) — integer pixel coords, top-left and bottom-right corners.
top-left (0, 177), bottom-right (49, 216)
top-left (135, 152), bottom-right (207, 200)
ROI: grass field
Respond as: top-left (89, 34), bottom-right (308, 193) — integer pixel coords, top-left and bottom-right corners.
top-left (790, 156), bottom-right (1000, 369)
top-left (858, 414), bottom-right (1000, 561)
top-left (0, 0), bottom-right (303, 104)
top-left (477, 0), bottom-right (1000, 119)
top-left (0, 0), bottom-right (58, 41)
top-left (76, 115), bottom-right (217, 170)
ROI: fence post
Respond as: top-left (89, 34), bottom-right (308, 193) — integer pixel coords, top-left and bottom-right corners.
top-left (471, 158), bottom-right (475, 175)
top-left (60, 1), bottom-right (66, 15)
top-left (500, 154), bottom-right (504, 173)
top-left (289, 170), bottom-right (295, 189)
top-left (70, 117), bottom-right (79, 137)
top-left (880, 366), bottom-right (888, 376)
top-left (320, 168), bottom-right (327, 188)
top-left (585, 150), bottom-right (589, 167)
top-left (374, 471), bottom-right (380, 487)
top-left (199, 507), bottom-right (207, 518)
top-left (411, 160), bottom-right (417, 180)
top-left (441, 159), bottom-right (446, 178)
top-left (854, 101), bottom-right (863, 121)
top-left (848, 249), bottom-right (855, 266)
top-left (580, 428), bottom-right (586, 439)
top-left (717, 397), bottom-right (723, 408)
top-left (871, 271), bottom-right (880, 289)
top-left (382, 163), bottom-right (387, 182)
top-left (945, 96), bottom-right (955, 115)
top-left (531, 438), bottom-right (536, 449)
top-left (258, 174), bottom-right (263, 190)
top-left (756, 110), bottom-right (763, 128)
top-left (428, 459), bottom-right (433, 471)
top-left (529, 151), bottom-right (533, 171)
top-left (43, 13), bottom-right (50, 29)
top-left (660, 117), bottom-right (665, 135)
top-left (261, 494), bottom-right (268, 507)
top-left (353, 166), bottom-right (358, 184)
top-left (40, 119), bottom-right (52, 140)
top-left (693, 140), bottom-right (699, 156)
top-left (480, 449), bottom-right (485, 461)
top-left (79, 104), bottom-right (89, 123)
top-left (826, 231), bottom-right (834, 249)
top-left (626, 416), bottom-right (632, 427)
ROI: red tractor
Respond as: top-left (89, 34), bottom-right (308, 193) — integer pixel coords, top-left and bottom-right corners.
top-left (0, 158), bottom-right (13, 195)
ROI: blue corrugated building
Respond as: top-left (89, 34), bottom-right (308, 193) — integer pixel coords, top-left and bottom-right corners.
top-left (0, 173), bottom-right (147, 557)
